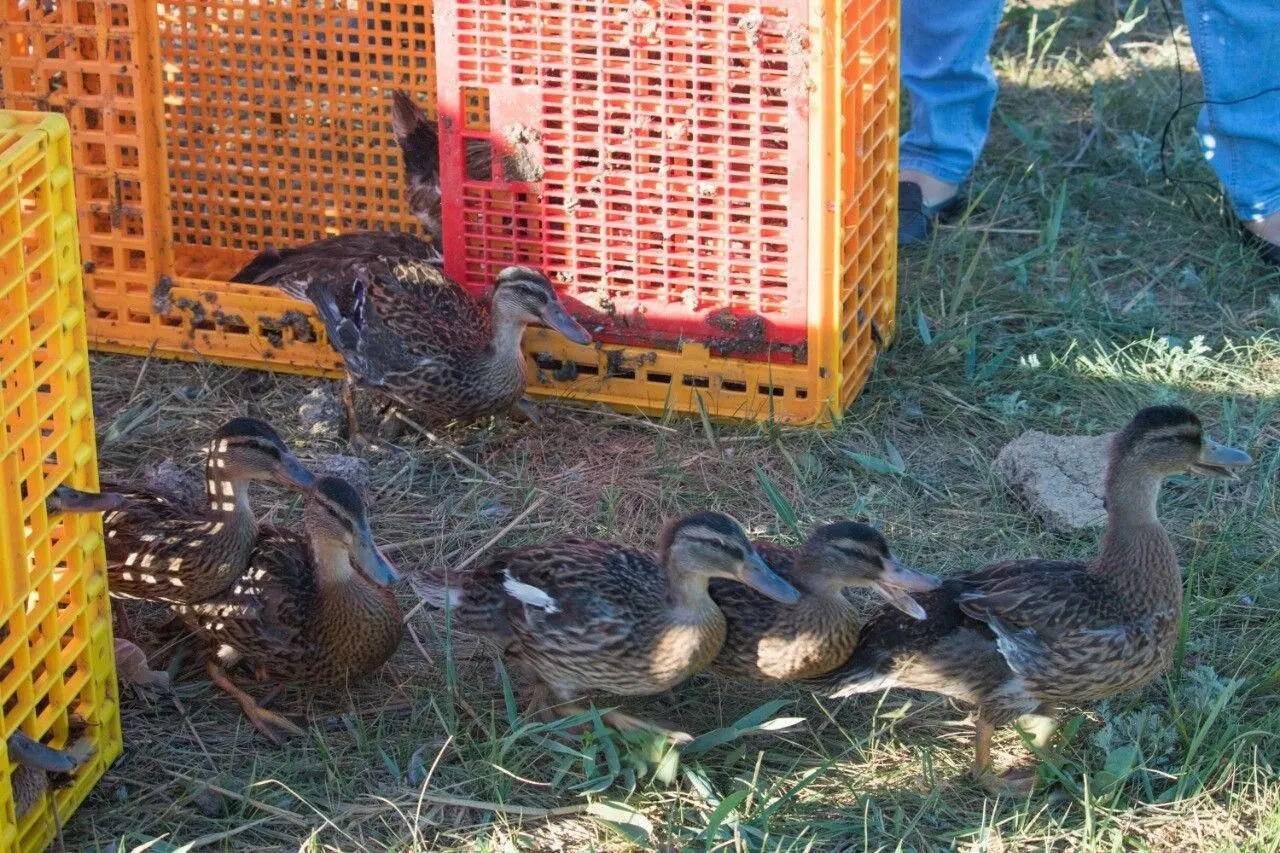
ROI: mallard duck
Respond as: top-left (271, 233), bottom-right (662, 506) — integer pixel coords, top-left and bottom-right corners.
top-left (6, 720), bottom-right (95, 821)
top-left (98, 418), bottom-right (315, 637)
top-left (177, 476), bottom-right (402, 743)
top-left (415, 511), bottom-right (801, 741)
top-left (232, 245), bottom-right (592, 445)
top-left (389, 89), bottom-right (493, 244)
top-left (708, 522), bottom-right (939, 682)
top-left (805, 406), bottom-right (1252, 792)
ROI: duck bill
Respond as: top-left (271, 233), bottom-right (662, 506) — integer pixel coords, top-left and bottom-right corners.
top-left (540, 301), bottom-right (593, 346)
top-left (353, 527), bottom-right (399, 586)
top-left (738, 551), bottom-right (801, 604)
top-left (868, 558), bottom-right (940, 621)
top-left (1191, 437), bottom-right (1252, 479)
top-left (48, 485), bottom-right (125, 515)
top-left (276, 452), bottom-right (318, 491)
top-left (6, 731), bottom-right (79, 773)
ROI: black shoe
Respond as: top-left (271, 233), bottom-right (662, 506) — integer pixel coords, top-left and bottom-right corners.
top-left (1241, 225), bottom-right (1280, 268)
top-left (898, 181), bottom-right (965, 246)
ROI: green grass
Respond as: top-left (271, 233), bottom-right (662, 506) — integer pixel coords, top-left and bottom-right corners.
top-left (64, 0), bottom-right (1280, 849)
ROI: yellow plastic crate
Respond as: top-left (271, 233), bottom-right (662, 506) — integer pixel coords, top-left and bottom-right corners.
top-left (2, 0), bottom-right (897, 425)
top-left (0, 110), bottom-right (121, 852)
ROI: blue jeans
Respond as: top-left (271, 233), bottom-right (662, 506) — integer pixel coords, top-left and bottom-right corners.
top-left (1183, 0), bottom-right (1280, 222)
top-left (902, 0), bottom-right (1280, 221)
top-left (899, 0), bottom-right (1006, 186)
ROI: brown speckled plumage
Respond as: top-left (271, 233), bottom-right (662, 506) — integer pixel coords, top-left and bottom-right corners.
top-left (100, 418), bottom-right (314, 604)
top-left (712, 540), bottom-right (859, 681)
top-left (231, 90), bottom-right (589, 440)
top-left (711, 523), bottom-right (938, 682)
top-left (450, 537), bottom-right (727, 700)
top-left (389, 89), bottom-right (492, 245)
top-left (417, 512), bottom-right (799, 711)
top-left (233, 244), bottom-right (589, 432)
top-left (805, 406), bottom-right (1251, 784)
top-left (178, 477), bottom-right (403, 689)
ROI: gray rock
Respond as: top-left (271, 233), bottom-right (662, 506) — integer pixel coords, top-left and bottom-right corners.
top-left (140, 458), bottom-right (204, 511)
top-left (993, 430), bottom-right (1114, 532)
top-left (298, 385), bottom-right (343, 436)
top-left (315, 454), bottom-right (371, 494)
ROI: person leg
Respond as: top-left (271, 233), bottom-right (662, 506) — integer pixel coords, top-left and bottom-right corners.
top-left (1182, 0), bottom-right (1280, 265)
top-left (899, 0), bottom-right (1007, 244)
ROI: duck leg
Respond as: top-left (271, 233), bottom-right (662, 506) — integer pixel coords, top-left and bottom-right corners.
top-left (112, 600), bottom-right (137, 644)
top-left (525, 680), bottom-right (553, 719)
top-left (995, 712), bottom-right (1059, 794)
top-left (340, 375), bottom-right (369, 454)
top-left (510, 398), bottom-right (543, 425)
top-left (205, 661), bottom-right (304, 745)
top-left (969, 717), bottom-right (995, 781)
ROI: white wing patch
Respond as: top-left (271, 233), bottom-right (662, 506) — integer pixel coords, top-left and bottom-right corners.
top-left (502, 571), bottom-right (559, 613)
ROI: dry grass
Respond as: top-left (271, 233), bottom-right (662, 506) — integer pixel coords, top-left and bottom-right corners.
top-left (62, 0), bottom-right (1280, 850)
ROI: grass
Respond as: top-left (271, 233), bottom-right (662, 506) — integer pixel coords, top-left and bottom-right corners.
top-left (62, 0), bottom-right (1280, 849)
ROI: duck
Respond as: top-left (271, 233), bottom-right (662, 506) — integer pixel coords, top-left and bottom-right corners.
top-left (803, 406), bottom-right (1252, 792)
top-left (176, 476), bottom-right (403, 744)
top-left (97, 418), bottom-right (316, 638)
top-left (708, 522), bottom-right (940, 682)
top-left (414, 511), bottom-right (801, 742)
top-left (389, 88), bottom-right (493, 245)
top-left (232, 247), bottom-right (592, 446)
top-left (6, 720), bottom-right (95, 821)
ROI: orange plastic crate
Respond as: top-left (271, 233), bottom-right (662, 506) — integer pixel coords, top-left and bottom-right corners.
top-left (1, 0), bottom-right (897, 425)
top-left (0, 110), bottom-right (121, 853)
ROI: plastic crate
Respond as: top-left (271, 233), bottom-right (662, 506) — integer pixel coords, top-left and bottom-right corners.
top-left (1, 0), bottom-right (898, 425)
top-left (0, 110), bottom-right (121, 852)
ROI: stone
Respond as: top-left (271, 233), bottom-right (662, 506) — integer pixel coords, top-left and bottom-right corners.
top-left (315, 453), bottom-right (371, 494)
top-left (140, 458), bottom-right (204, 511)
top-left (992, 430), bottom-right (1114, 532)
top-left (298, 385), bottom-right (342, 436)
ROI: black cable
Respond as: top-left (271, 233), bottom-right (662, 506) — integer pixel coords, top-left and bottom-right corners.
top-left (1154, 0), bottom-right (1280, 223)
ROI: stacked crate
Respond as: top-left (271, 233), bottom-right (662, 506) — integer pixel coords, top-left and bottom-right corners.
top-left (0, 110), bottom-right (121, 853)
top-left (2, 0), bottom-right (898, 424)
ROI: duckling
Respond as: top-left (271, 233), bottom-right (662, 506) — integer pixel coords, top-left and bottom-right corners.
top-left (415, 511), bottom-right (801, 742)
top-left (99, 418), bottom-right (315, 638)
top-left (176, 476), bottom-right (402, 744)
top-left (389, 89), bottom-right (493, 245)
top-left (804, 406), bottom-right (1252, 792)
top-left (6, 719), bottom-right (95, 822)
top-left (232, 249), bottom-right (591, 446)
top-left (709, 523), bottom-right (939, 682)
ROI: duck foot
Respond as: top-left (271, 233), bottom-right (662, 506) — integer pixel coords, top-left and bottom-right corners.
top-left (340, 377), bottom-right (372, 454)
top-left (205, 662), bottom-right (304, 745)
top-left (550, 700), bottom-right (692, 746)
top-left (510, 398), bottom-right (543, 425)
top-left (112, 600), bottom-right (137, 645)
top-left (976, 767), bottom-right (1038, 797)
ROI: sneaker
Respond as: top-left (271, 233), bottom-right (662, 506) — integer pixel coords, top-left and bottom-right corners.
top-left (898, 180), bottom-right (965, 246)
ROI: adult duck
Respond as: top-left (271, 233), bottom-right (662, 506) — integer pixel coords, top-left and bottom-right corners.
top-left (804, 406), bottom-right (1251, 791)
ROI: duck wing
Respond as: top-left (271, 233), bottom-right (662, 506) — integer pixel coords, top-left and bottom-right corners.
top-left (955, 558), bottom-right (1171, 698)
top-left (457, 540), bottom-right (655, 654)
top-left (229, 232), bottom-right (441, 285)
top-left (804, 560), bottom-right (1089, 701)
top-left (178, 528), bottom-right (315, 658)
